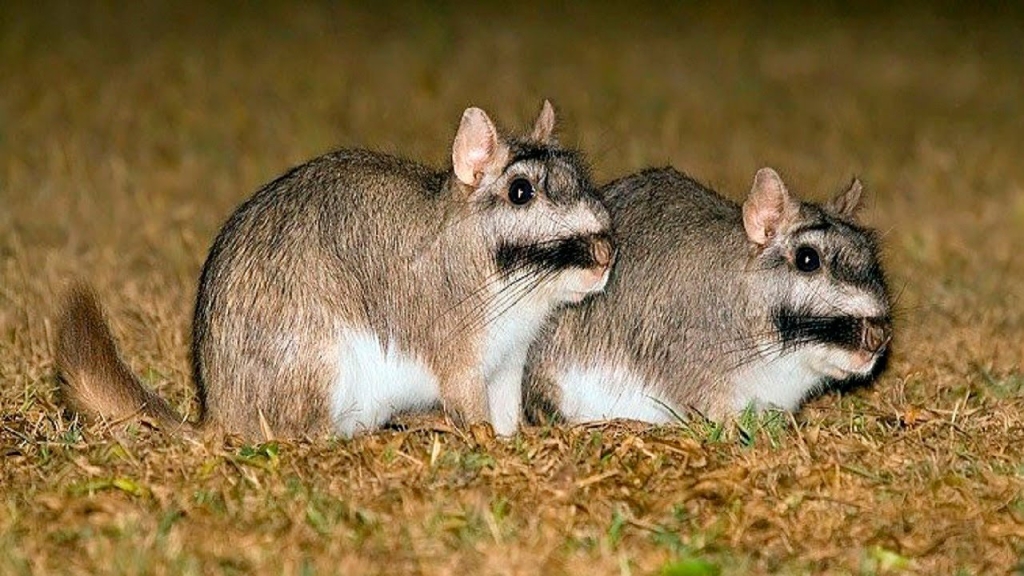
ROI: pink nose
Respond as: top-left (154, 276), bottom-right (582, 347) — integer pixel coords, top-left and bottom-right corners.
top-left (861, 318), bottom-right (891, 353)
top-left (590, 235), bottom-right (614, 270)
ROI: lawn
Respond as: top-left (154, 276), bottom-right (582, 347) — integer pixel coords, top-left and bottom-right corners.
top-left (1, 2), bottom-right (1022, 574)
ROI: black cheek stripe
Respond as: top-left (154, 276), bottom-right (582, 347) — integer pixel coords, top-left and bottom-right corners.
top-left (774, 309), bottom-right (863, 350)
top-left (495, 236), bottom-right (597, 274)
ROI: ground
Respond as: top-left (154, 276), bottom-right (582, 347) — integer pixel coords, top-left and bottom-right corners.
top-left (2, 3), bottom-right (1023, 574)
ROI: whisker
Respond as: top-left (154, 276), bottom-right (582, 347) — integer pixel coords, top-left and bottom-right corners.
top-left (718, 311), bottom-right (874, 372)
top-left (434, 254), bottom-right (542, 323)
top-left (434, 231), bottom-right (596, 339)
top-left (454, 267), bottom-right (558, 338)
top-left (479, 269), bottom-right (559, 332)
top-left (478, 254), bottom-right (571, 325)
top-left (483, 264), bottom-right (562, 322)
top-left (445, 268), bottom-right (545, 338)
top-left (432, 235), bottom-right (579, 325)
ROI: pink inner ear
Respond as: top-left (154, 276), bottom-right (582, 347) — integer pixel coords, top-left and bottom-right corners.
top-left (466, 144), bottom-right (492, 165)
top-left (452, 108), bottom-right (499, 186)
top-left (743, 200), bottom-right (779, 245)
top-left (744, 168), bottom-right (792, 245)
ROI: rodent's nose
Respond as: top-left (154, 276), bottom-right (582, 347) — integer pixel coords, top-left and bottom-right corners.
top-left (861, 317), bottom-right (892, 354)
top-left (590, 234), bottom-right (615, 269)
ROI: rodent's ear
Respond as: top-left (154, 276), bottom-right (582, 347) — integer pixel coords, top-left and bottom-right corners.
top-left (531, 99), bottom-right (557, 144)
top-left (452, 107), bottom-right (511, 188)
top-left (827, 177), bottom-right (864, 220)
top-left (743, 167), bottom-right (800, 246)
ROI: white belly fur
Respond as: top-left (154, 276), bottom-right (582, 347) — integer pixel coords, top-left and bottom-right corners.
top-left (482, 297), bottom-right (551, 435)
top-left (330, 327), bottom-right (440, 437)
top-left (556, 364), bottom-right (678, 424)
top-left (730, 344), bottom-right (833, 412)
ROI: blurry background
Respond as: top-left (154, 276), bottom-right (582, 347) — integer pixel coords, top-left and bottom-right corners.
top-left (5, 1), bottom-right (1020, 390)
top-left (1, 2), bottom-right (1022, 573)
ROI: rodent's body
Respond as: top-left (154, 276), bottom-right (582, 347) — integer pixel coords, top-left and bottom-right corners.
top-left (194, 150), bottom-right (478, 438)
top-left (57, 103), bottom-right (614, 439)
top-left (527, 167), bottom-right (892, 423)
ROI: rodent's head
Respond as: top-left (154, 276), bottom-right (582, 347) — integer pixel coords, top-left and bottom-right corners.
top-left (450, 101), bottom-right (614, 305)
top-left (742, 167), bottom-right (892, 383)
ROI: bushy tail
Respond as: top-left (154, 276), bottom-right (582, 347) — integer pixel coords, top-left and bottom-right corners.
top-left (56, 284), bottom-right (188, 431)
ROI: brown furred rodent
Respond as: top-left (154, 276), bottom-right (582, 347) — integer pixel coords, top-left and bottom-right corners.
top-left (526, 167), bottom-right (891, 423)
top-left (58, 101), bottom-right (615, 439)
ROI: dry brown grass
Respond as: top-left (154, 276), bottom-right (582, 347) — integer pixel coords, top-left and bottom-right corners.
top-left (2, 2), bottom-right (1023, 574)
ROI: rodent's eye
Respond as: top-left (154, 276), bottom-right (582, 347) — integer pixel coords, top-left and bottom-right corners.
top-left (794, 245), bottom-right (821, 273)
top-left (508, 178), bottom-right (535, 205)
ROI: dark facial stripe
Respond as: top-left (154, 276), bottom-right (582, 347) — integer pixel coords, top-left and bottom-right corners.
top-left (774, 308), bottom-right (863, 350)
top-left (495, 236), bottom-right (600, 274)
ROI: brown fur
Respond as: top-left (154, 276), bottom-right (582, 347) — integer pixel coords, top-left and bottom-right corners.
top-left (191, 107), bottom-right (608, 438)
top-left (526, 167), bottom-right (891, 422)
top-left (56, 284), bottom-right (187, 431)
top-left (56, 103), bottom-right (611, 440)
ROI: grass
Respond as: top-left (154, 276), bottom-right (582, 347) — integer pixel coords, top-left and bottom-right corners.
top-left (2, 2), bottom-right (1024, 574)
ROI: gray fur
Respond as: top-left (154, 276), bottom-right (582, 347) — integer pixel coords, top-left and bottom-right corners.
top-left (526, 167), bottom-right (892, 423)
top-left (57, 103), bottom-right (613, 440)
top-left (191, 109), bottom-right (612, 438)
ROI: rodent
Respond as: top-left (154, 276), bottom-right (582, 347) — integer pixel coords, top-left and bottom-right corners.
top-left (525, 166), bottom-right (891, 423)
top-left (57, 101), bottom-right (615, 439)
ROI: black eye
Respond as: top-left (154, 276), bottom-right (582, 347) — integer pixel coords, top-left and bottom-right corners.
top-left (794, 246), bottom-right (821, 273)
top-left (508, 178), bottom-right (535, 205)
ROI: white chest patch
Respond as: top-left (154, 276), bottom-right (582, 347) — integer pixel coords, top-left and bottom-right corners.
top-left (481, 297), bottom-right (549, 377)
top-left (729, 344), bottom-right (842, 412)
top-left (556, 364), bottom-right (678, 424)
top-left (480, 296), bottom-right (551, 435)
top-left (330, 328), bottom-right (440, 437)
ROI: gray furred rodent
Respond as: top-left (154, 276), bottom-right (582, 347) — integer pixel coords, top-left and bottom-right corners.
top-left (525, 166), bottom-right (891, 423)
top-left (57, 101), bottom-right (615, 439)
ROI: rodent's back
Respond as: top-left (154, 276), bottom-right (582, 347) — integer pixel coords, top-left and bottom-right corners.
top-left (191, 149), bottom-right (452, 433)
top-left (600, 167), bottom-right (745, 264)
top-left (193, 149), bottom-right (448, 332)
top-left (204, 149), bottom-right (446, 264)
top-left (595, 168), bottom-right (749, 315)
top-left (533, 168), bottom-right (750, 403)
top-left (529, 166), bottom-right (893, 423)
